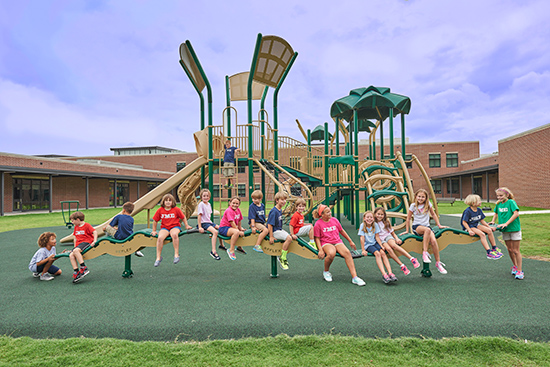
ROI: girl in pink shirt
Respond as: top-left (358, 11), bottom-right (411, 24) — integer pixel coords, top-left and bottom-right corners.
top-left (219, 197), bottom-right (246, 260)
top-left (313, 205), bottom-right (365, 286)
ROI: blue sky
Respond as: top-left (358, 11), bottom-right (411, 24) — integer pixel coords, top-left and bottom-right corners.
top-left (1, 0), bottom-right (549, 157)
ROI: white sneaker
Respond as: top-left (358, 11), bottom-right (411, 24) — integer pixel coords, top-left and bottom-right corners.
top-left (436, 261), bottom-right (447, 274)
top-left (32, 272), bottom-right (40, 278)
top-left (135, 251), bottom-right (144, 257)
top-left (323, 271), bottom-right (333, 282)
top-left (352, 276), bottom-right (366, 286)
top-left (422, 251), bottom-right (431, 263)
top-left (253, 245), bottom-right (263, 253)
top-left (40, 273), bottom-right (54, 281)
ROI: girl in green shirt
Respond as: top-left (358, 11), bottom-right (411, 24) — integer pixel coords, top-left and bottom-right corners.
top-left (489, 187), bottom-right (523, 280)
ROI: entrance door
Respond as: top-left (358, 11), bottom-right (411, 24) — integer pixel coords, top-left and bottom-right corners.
top-left (473, 177), bottom-right (483, 197)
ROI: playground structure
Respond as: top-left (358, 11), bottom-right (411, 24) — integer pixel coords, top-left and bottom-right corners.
top-left (60, 33), bottom-right (479, 278)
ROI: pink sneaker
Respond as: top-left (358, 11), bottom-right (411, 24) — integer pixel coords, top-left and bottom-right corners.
top-left (410, 257), bottom-right (420, 268)
top-left (511, 266), bottom-right (518, 275)
top-left (422, 251), bottom-right (431, 263)
top-left (400, 264), bottom-right (410, 275)
top-left (436, 261), bottom-right (447, 274)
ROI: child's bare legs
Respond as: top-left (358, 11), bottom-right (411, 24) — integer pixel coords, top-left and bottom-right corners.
top-left (373, 250), bottom-right (392, 275)
top-left (282, 235), bottom-right (292, 253)
top-left (471, 227), bottom-right (490, 251)
top-left (382, 241), bottom-right (404, 266)
top-left (69, 248), bottom-right (84, 269)
top-left (254, 223), bottom-right (269, 248)
top-left (387, 239), bottom-right (414, 259)
top-left (308, 226), bottom-right (314, 241)
top-left (207, 226), bottom-right (219, 254)
top-left (227, 228), bottom-right (240, 254)
top-left (415, 226), bottom-right (432, 253)
top-left (506, 240), bottom-right (522, 271)
top-left (478, 224), bottom-right (498, 248)
top-left (334, 243), bottom-right (358, 278)
top-left (170, 228), bottom-right (181, 259)
top-left (156, 230), bottom-right (170, 262)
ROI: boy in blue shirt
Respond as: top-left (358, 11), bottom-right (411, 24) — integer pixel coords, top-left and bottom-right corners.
top-left (104, 202), bottom-right (143, 257)
top-left (267, 192), bottom-right (293, 270)
top-left (249, 190), bottom-right (268, 253)
top-left (223, 139), bottom-right (239, 188)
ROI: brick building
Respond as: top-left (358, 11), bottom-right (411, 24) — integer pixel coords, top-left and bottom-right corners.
top-left (1, 124), bottom-right (548, 215)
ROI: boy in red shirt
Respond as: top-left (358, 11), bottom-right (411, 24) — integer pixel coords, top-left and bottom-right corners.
top-left (69, 211), bottom-right (98, 283)
top-left (289, 198), bottom-right (316, 249)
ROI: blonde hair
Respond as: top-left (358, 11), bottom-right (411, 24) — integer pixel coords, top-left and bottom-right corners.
top-left (295, 198), bottom-right (307, 208)
top-left (251, 190), bottom-right (263, 200)
top-left (160, 193), bottom-right (176, 208)
top-left (37, 232), bottom-right (56, 248)
top-left (274, 191), bottom-right (288, 204)
top-left (362, 211), bottom-right (375, 229)
top-left (414, 189), bottom-right (431, 214)
top-left (373, 207), bottom-right (391, 229)
top-left (496, 187), bottom-right (515, 200)
top-left (464, 194), bottom-right (481, 207)
top-left (199, 188), bottom-right (211, 198)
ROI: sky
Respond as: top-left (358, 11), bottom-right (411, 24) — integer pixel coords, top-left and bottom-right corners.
top-left (1, 0), bottom-right (549, 157)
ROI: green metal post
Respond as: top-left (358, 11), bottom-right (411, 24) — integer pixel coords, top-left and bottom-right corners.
top-left (247, 34), bottom-right (262, 201)
top-left (335, 119), bottom-right (341, 221)
top-left (379, 118), bottom-right (384, 160)
top-left (225, 75), bottom-right (231, 136)
top-left (354, 110), bottom-right (359, 228)
top-left (179, 59), bottom-right (206, 188)
top-left (260, 87), bottom-right (268, 205)
top-left (324, 122), bottom-right (329, 205)
top-left (389, 108), bottom-right (394, 159)
top-left (307, 129), bottom-right (313, 223)
top-left (122, 255), bottom-right (133, 278)
top-left (401, 113), bottom-right (406, 158)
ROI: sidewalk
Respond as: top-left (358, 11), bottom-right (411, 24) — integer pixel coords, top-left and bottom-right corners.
top-left (446, 210), bottom-right (550, 217)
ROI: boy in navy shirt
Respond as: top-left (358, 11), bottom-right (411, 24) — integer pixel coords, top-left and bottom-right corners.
top-left (222, 139), bottom-right (239, 188)
top-left (267, 192), bottom-right (293, 270)
top-left (249, 190), bottom-right (268, 252)
top-left (104, 202), bottom-right (143, 257)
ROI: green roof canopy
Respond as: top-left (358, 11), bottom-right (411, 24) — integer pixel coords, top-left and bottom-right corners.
top-left (345, 119), bottom-right (376, 133)
top-left (330, 86), bottom-right (411, 122)
top-left (310, 124), bottom-right (333, 141)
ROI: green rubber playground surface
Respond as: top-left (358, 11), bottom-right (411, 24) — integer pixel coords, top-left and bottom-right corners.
top-left (1, 215), bottom-right (549, 342)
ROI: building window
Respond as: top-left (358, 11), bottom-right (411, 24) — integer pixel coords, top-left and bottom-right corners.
top-left (176, 162), bottom-right (186, 171)
top-left (252, 165), bottom-right (259, 173)
top-left (446, 153), bottom-right (458, 167)
top-left (147, 182), bottom-right (159, 192)
top-left (429, 153), bottom-right (441, 168)
top-left (237, 166), bottom-right (246, 174)
top-left (109, 181), bottom-right (129, 207)
top-left (238, 184), bottom-right (246, 197)
top-left (12, 178), bottom-right (50, 211)
top-left (213, 185), bottom-right (220, 198)
top-left (446, 178), bottom-right (459, 194)
top-left (254, 184), bottom-right (261, 191)
top-left (430, 179), bottom-right (442, 194)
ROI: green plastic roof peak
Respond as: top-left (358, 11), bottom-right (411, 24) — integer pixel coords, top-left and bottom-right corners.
top-left (310, 124), bottom-right (333, 141)
top-left (330, 86), bottom-right (411, 123)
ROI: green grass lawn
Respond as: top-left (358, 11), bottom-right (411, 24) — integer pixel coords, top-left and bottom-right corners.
top-left (2, 335), bottom-right (550, 367)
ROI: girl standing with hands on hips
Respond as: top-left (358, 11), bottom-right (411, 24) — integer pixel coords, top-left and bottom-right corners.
top-left (313, 205), bottom-right (365, 286)
top-left (489, 187), bottom-right (523, 280)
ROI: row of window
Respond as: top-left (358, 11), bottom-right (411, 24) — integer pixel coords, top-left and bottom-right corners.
top-left (429, 153), bottom-right (458, 168)
top-left (430, 179), bottom-right (459, 194)
top-left (12, 178), bottom-right (161, 212)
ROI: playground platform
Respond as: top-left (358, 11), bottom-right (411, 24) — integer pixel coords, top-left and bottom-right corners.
top-left (2, 215), bottom-right (549, 342)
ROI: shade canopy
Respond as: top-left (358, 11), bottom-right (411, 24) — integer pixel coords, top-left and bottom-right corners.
top-left (346, 119), bottom-right (376, 133)
top-left (310, 125), bottom-right (333, 141)
top-left (330, 86), bottom-right (411, 123)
